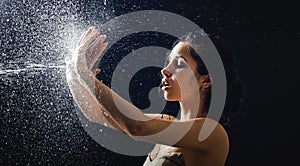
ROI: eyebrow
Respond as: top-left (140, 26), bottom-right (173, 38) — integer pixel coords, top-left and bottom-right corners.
top-left (168, 55), bottom-right (188, 62)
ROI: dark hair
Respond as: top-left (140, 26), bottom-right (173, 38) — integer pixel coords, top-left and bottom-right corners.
top-left (171, 34), bottom-right (245, 128)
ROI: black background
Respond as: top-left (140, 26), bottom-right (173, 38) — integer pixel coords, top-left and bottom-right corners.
top-left (0, 0), bottom-right (298, 165)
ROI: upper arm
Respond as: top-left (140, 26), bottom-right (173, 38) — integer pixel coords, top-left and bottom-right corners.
top-left (145, 113), bottom-right (178, 121)
top-left (132, 117), bottom-right (228, 152)
top-left (174, 118), bottom-right (229, 152)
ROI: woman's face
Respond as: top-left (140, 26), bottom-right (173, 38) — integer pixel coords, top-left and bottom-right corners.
top-left (161, 42), bottom-right (201, 101)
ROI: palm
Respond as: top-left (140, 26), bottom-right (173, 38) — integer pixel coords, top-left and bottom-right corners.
top-left (74, 27), bottom-right (108, 73)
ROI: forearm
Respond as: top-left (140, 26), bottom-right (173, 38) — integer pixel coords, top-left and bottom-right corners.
top-left (68, 25), bottom-right (150, 136)
top-left (67, 76), bottom-right (124, 131)
top-left (78, 71), bottom-right (151, 135)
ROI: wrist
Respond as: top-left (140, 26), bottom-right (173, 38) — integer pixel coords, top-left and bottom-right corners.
top-left (78, 70), bottom-right (95, 84)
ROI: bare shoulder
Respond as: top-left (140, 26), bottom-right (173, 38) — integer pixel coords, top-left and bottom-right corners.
top-left (167, 117), bottom-right (229, 153)
top-left (193, 117), bottom-right (229, 153)
top-left (196, 117), bottom-right (228, 137)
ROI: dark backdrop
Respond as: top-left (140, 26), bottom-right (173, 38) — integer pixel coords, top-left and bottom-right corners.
top-left (0, 0), bottom-right (298, 165)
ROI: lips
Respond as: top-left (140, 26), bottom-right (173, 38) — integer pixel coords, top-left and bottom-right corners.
top-left (161, 79), bottom-right (171, 90)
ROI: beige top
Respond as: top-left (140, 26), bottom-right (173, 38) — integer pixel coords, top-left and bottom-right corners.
top-left (143, 152), bottom-right (186, 166)
top-left (143, 144), bottom-right (186, 166)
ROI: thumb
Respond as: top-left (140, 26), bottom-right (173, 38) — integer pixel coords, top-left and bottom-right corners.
top-left (93, 68), bottom-right (101, 75)
top-left (65, 56), bottom-right (72, 63)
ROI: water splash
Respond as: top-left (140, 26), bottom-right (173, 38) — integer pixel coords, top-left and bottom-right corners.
top-left (0, 0), bottom-right (115, 165)
top-left (0, 62), bottom-right (66, 75)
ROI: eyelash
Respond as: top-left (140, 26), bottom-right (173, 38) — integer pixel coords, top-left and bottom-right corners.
top-left (176, 61), bottom-right (185, 68)
top-left (165, 59), bottom-right (185, 68)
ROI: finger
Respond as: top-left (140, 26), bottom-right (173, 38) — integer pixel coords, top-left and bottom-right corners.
top-left (94, 42), bottom-right (108, 57)
top-left (93, 42), bottom-right (108, 63)
top-left (66, 63), bottom-right (72, 78)
top-left (77, 31), bottom-right (87, 46)
top-left (65, 58), bottom-right (72, 68)
top-left (81, 28), bottom-right (100, 47)
top-left (87, 42), bottom-right (108, 68)
top-left (65, 56), bottom-right (76, 72)
top-left (84, 26), bottom-right (97, 38)
top-left (65, 56), bottom-right (72, 62)
top-left (77, 26), bottom-right (98, 46)
top-left (65, 59), bottom-right (73, 70)
top-left (92, 68), bottom-right (101, 75)
top-left (90, 35), bottom-right (106, 50)
top-left (88, 35), bottom-right (106, 57)
top-left (96, 68), bottom-right (101, 74)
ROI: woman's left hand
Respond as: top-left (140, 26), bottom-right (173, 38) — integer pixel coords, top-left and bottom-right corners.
top-left (72, 26), bottom-right (108, 77)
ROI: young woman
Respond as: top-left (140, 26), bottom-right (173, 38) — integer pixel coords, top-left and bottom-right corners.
top-left (65, 26), bottom-right (243, 166)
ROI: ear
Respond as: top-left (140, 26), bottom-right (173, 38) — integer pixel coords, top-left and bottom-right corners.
top-left (199, 74), bottom-right (211, 90)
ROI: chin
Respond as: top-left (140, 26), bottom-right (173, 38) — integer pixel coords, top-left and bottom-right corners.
top-left (164, 94), bottom-right (179, 101)
top-left (165, 98), bottom-right (177, 102)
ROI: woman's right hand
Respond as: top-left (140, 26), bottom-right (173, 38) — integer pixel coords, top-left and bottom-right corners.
top-left (65, 55), bottom-right (79, 86)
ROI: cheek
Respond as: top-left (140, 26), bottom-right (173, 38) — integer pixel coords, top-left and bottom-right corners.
top-left (173, 69), bottom-right (199, 92)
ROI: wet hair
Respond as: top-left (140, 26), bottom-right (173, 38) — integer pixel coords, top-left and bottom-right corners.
top-left (171, 33), bottom-right (245, 128)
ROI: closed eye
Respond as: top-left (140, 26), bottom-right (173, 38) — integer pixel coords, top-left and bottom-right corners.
top-left (176, 60), bottom-right (186, 68)
top-left (165, 54), bottom-right (187, 68)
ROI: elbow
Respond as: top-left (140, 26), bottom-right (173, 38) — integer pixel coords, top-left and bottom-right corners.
top-left (126, 121), bottom-right (145, 137)
top-left (88, 116), bottom-right (100, 124)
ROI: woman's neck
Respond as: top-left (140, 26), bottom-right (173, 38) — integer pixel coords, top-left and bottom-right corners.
top-left (179, 95), bottom-right (205, 121)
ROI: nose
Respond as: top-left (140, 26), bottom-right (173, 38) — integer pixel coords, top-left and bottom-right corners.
top-left (161, 67), bottom-right (172, 78)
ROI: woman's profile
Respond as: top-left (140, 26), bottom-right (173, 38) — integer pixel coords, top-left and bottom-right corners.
top-left (65, 26), bottom-right (244, 166)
